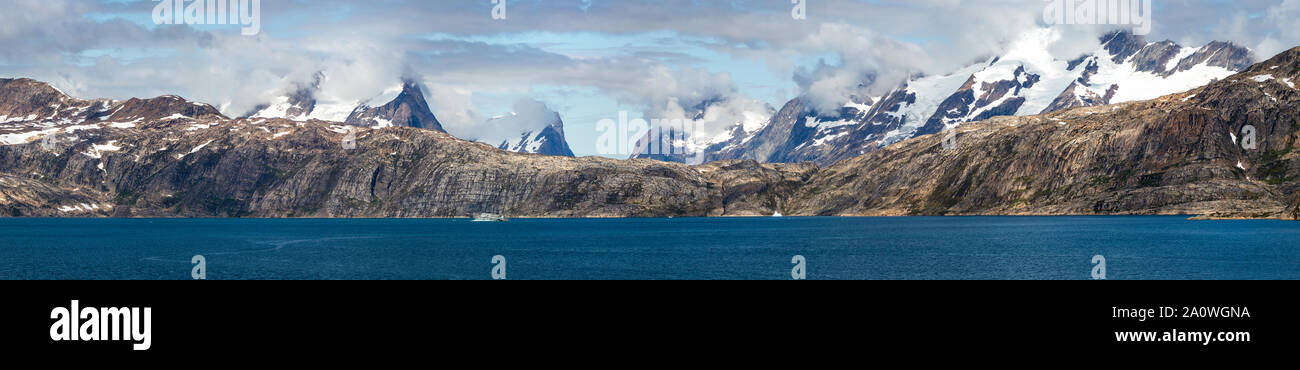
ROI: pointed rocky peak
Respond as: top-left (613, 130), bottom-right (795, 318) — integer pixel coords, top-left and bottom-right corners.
top-left (1129, 40), bottom-right (1182, 74)
top-left (1065, 55), bottom-right (1091, 71)
top-left (497, 120), bottom-right (575, 157)
top-left (95, 95), bottom-right (225, 123)
top-left (1170, 41), bottom-right (1254, 74)
top-left (345, 80), bottom-right (444, 132)
top-left (282, 86), bottom-right (318, 118)
top-left (489, 101), bottom-right (574, 157)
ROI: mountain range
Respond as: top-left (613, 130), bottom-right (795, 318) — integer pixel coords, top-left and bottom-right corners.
top-left (245, 76), bottom-right (573, 157)
top-left (657, 31), bottom-right (1256, 167)
top-left (0, 41), bottom-right (1296, 220)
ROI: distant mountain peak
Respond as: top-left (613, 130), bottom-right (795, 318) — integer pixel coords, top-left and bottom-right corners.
top-left (100, 96), bottom-right (225, 123)
top-left (488, 103), bottom-right (575, 157)
top-left (245, 72), bottom-right (322, 120)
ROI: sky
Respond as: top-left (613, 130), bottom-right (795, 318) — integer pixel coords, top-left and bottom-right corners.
top-left (2, 0), bottom-right (1299, 157)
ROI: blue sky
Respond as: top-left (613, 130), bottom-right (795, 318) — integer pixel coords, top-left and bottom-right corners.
top-left (3, 0), bottom-right (1299, 157)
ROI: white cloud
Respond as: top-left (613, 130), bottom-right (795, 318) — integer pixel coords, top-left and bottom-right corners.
top-left (2, 0), bottom-right (1298, 158)
top-left (426, 84), bottom-right (483, 138)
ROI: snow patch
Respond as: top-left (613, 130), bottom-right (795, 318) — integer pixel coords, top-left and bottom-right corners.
top-left (843, 102), bottom-right (873, 113)
top-left (177, 139), bottom-right (215, 159)
top-left (812, 131), bottom-right (848, 147)
top-left (0, 114), bottom-right (39, 123)
top-left (82, 140), bottom-right (121, 159)
top-left (1165, 46), bottom-right (1197, 72)
top-left (58, 203), bottom-right (105, 213)
top-left (804, 116), bottom-right (856, 130)
top-left (107, 118), bottom-right (143, 128)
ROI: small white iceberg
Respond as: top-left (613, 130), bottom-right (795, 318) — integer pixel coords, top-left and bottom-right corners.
top-left (472, 213), bottom-right (508, 222)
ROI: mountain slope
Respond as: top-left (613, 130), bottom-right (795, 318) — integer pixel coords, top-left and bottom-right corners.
top-left (786, 46), bottom-right (1300, 219)
top-left (493, 111), bottom-right (575, 157)
top-left (344, 80), bottom-right (444, 132)
top-left (707, 30), bottom-right (1254, 167)
top-left (0, 79), bottom-right (800, 217)
top-left (1, 78), bottom-right (226, 147)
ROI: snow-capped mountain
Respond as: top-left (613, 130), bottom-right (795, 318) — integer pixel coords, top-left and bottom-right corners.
top-left (244, 72), bottom-right (322, 121)
top-left (706, 30), bottom-right (1255, 166)
top-left (629, 97), bottom-right (774, 164)
top-left (246, 75), bottom-right (445, 132)
top-left (246, 80), bottom-right (576, 157)
top-left (0, 77), bottom-right (226, 150)
top-left (344, 80), bottom-right (444, 132)
top-left (490, 110), bottom-right (574, 157)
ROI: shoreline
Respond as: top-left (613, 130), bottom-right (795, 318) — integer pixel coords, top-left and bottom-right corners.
top-left (0, 214), bottom-right (1292, 221)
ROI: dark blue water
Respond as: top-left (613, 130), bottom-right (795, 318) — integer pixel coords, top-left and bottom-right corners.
top-left (0, 216), bottom-right (1297, 280)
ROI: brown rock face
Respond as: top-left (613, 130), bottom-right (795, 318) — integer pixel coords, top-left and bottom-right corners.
top-left (0, 115), bottom-right (801, 218)
top-left (786, 47), bottom-right (1300, 219)
top-left (344, 81), bottom-right (444, 132)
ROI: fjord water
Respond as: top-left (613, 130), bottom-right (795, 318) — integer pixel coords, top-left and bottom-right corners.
top-left (0, 216), bottom-right (1296, 280)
